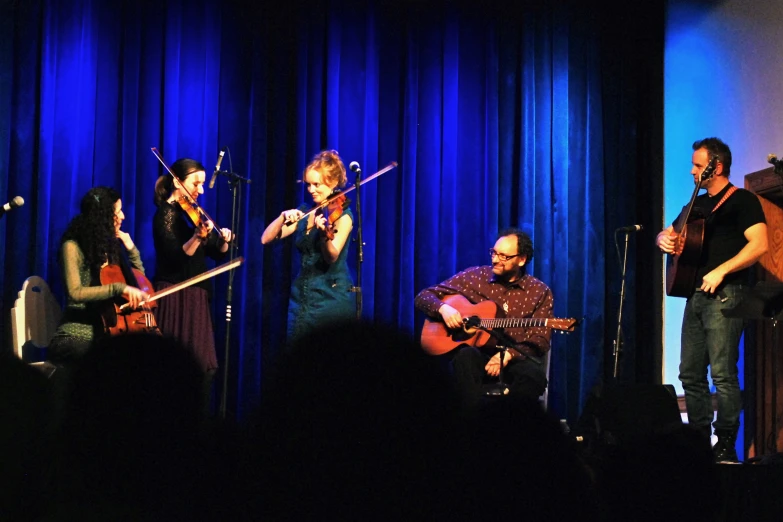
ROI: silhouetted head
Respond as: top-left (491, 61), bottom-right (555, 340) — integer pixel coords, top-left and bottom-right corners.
top-left (253, 320), bottom-right (465, 519)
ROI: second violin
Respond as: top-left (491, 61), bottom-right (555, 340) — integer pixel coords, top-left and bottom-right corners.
top-left (151, 147), bottom-right (229, 242)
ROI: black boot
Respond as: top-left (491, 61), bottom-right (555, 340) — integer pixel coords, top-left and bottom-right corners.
top-left (713, 430), bottom-right (739, 463)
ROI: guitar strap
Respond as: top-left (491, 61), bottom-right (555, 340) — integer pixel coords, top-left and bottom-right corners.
top-left (709, 186), bottom-right (737, 216)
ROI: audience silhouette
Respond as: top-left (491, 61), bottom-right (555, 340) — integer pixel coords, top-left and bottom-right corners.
top-left (0, 353), bottom-right (55, 522)
top-left (237, 320), bottom-right (599, 521)
top-left (0, 321), bottom-right (730, 521)
top-left (42, 333), bottom-right (221, 521)
top-left (239, 320), bottom-right (467, 520)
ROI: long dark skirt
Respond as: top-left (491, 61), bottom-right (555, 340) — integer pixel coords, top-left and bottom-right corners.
top-left (154, 282), bottom-right (217, 372)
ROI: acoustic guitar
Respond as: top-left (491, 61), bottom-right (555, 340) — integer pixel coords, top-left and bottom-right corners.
top-left (665, 155), bottom-right (718, 297)
top-left (420, 294), bottom-right (577, 356)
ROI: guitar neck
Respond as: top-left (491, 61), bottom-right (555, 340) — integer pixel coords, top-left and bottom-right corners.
top-left (674, 156), bottom-right (717, 234)
top-left (480, 318), bottom-right (550, 329)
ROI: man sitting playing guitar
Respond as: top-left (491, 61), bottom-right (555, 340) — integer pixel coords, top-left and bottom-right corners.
top-left (414, 228), bottom-right (554, 411)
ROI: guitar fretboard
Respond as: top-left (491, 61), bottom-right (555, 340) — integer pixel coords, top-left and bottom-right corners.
top-left (480, 318), bottom-right (549, 329)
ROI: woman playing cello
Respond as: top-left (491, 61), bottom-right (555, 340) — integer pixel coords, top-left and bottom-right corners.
top-left (49, 186), bottom-right (150, 364)
top-left (261, 150), bottom-right (355, 342)
top-left (47, 187), bottom-right (150, 421)
top-left (152, 158), bottom-right (233, 388)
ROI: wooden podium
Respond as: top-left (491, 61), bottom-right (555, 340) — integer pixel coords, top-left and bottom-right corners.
top-left (745, 166), bottom-right (783, 457)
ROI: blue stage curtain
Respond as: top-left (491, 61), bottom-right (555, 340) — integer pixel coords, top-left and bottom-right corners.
top-left (0, 0), bottom-right (656, 423)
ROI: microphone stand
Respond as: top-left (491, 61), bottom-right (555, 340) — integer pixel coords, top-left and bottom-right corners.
top-left (350, 168), bottom-right (363, 319)
top-left (612, 230), bottom-right (631, 381)
top-left (214, 169), bottom-right (251, 419)
top-left (468, 323), bottom-right (541, 396)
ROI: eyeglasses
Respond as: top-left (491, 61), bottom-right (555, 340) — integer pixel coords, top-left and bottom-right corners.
top-left (489, 249), bottom-right (519, 262)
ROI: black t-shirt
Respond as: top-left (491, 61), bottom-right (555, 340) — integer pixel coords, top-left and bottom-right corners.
top-left (676, 183), bottom-right (766, 287)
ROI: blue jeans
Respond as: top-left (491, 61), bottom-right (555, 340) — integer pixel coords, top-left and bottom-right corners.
top-left (679, 285), bottom-right (745, 433)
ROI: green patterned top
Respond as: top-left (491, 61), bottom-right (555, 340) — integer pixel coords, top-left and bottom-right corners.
top-left (49, 240), bottom-right (145, 362)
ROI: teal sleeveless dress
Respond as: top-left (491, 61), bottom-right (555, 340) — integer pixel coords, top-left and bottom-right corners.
top-left (287, 207), bottom-right (355, 341)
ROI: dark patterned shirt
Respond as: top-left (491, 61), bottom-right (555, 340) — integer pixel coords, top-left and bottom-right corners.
top-left (414, 266), bottom-right (553, 355)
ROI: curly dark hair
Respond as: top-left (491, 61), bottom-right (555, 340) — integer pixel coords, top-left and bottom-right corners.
top-left (60, 187), bottom-right (122, 277)
top-left (497, 227), bottom-right (534, 263)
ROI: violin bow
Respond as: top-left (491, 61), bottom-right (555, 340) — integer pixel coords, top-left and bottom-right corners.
top-left (287, 161), bottom-right (398, 225)
top-left (151, 147), bottom-right (224, 237)
top-left (120, 257), bottom-right (244, 310)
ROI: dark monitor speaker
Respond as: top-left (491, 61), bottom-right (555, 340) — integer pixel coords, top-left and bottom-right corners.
top-left (577, 383), bottom-right (682, 446)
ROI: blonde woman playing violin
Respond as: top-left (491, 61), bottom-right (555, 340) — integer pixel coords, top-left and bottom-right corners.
top-left (262, 150), bottom-right (355, 342)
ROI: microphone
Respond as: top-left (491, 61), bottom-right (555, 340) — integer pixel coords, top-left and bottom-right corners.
top-left (616, 224), bottom-right (643, 233)
top-left (349, 161), bottom-right (361, 174)
top-left (0, 196), bottom-right (24, 218)
top-left (209, 147), bottom-right (226, 189)
top-left (768, 154), bottom-right (783, 168)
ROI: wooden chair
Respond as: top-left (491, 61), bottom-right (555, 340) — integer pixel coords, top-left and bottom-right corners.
top-left (10, 276), bottom-right (61, 377)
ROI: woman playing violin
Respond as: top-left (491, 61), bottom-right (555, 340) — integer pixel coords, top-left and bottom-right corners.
top-left (49, 187), bottom-right (150, 364)
top-left (152, 158), bottom-right (233, 383)
top-left (261, 150), bottom-right (355, 341)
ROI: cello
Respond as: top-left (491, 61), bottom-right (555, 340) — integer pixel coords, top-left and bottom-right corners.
top-left (99, 261), bottom-right (160, 336)
top-left (100, 257), bottom-right (245, 336)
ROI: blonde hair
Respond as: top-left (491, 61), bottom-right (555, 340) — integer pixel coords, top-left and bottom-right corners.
top-left (302, 150), bottom-right (347, 189)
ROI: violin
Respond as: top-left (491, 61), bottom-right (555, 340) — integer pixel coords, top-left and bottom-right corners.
top-left (99, 263), bottom-right (159, 336)
top-left (319, 191), bottom-right (351, 240)
top-left (151, 147), bottom-right (225, 240)
top-left (285, 161), bottom-right (398, 232)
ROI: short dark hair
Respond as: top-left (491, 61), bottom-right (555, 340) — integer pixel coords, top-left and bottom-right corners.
top-left (497, 227), bottom-right (534, 263)
top-left (692, 137), bottom-right (732, 178)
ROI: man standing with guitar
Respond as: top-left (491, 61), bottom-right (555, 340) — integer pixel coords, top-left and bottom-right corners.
top-left (656, 137), bottom-right (768, 462)
top-left (414, 228), bottom-right (553, 411)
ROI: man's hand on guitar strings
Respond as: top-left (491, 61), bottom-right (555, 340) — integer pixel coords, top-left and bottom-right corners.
top-left (656, 229), bottom-right (677, 254)
top-left (438, 303), bottom-right (463, 330)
